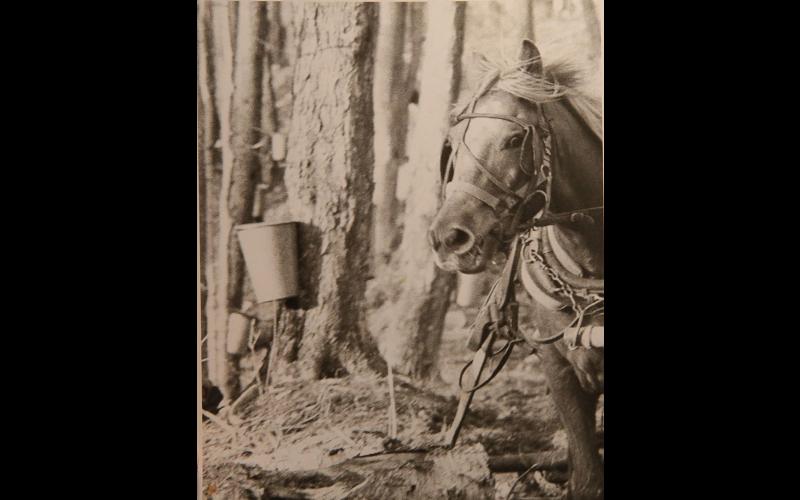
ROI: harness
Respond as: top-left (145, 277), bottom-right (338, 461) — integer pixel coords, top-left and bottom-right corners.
top-left (440, 87), bottom-right (604, 397)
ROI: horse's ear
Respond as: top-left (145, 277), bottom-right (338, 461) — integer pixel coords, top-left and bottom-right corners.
top-left (518, 39), bottom-right (543, 76)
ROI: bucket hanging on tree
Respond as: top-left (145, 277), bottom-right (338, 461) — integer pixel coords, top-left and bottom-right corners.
top-left (235, 221), bottom-right (299, 303)
top-left (456, 272), bottom-right (488, 308)
top-left (235, 220), bottom-right (300, 390)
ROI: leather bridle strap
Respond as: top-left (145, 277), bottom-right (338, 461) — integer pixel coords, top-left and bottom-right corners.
top-left (457, 112), bottom-right (536, 129)
top-left (460, 140), bottom-right (525, 202)
top-left (456, 112), bottom-right (541, 177)
top-left (445, 181), bottom-right (503, 212)
top-left (444, 108), bottom-right (545, 219)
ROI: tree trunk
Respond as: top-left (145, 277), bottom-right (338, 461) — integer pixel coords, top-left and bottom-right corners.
top-left (405, 4), bottom-right (425, 100)
top-left (258, 5), bottom-right (279, 193)
top-left (372, 2), bottom-right (408, 266)
top-left (582, 0), bottom-right (602, 62)
top-left (276, 2), bottom-right (386, 381)
top-left (198, 75), bottom-right (207, 373)
top-left (513, 0), bottom-right (535, 42)
top-left (229, 0), bottom-right (264, 305)
top-left (207, 0), bottom-right (266, 399)
top-left (207, 0), bottom-right (234, 395)
top-left (266, 1), bottom-right (286, 67)
top-left (281, 1), bottom-right (299, 69)
top-left (385, 1), bottom-right (465, 379)
top-left (198, 0), bottom-right (215, 379)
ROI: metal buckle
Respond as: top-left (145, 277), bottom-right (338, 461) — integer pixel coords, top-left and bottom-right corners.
top-left (566, 329), bottom-right (580, 351)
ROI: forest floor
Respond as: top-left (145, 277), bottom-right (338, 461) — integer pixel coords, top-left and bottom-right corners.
top-left (202, 306), bottom-right (603, 499)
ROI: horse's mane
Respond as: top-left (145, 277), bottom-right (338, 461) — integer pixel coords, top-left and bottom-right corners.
top-left (452, 52), bottom-right (602, 140)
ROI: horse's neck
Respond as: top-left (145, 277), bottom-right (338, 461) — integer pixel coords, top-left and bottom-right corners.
top-left (542, 99), bottom-right (604, 278)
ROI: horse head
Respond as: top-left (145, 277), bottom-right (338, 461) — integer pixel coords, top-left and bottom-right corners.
top-left (429, 39), bottom-right (603, 274)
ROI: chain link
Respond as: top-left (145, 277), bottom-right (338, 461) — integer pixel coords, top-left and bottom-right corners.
top-left (520, 230), bottom-right (604, 348)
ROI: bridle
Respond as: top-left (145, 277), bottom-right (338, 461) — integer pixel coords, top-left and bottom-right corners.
top-left (440, 89), bottom-right (603, 240)
top-left (441, 98), bottom-right (553, 240)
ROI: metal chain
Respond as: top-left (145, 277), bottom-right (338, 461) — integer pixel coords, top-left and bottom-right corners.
top-left (520, 230), bottom-right (604, 347)
top-left (521, 230), bottom-right (579, 311)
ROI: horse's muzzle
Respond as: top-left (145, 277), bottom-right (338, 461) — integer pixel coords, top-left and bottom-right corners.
top-left (429, 226), bottom-right (475, 256)
top-left (429, 227), bottom-right (496, 274)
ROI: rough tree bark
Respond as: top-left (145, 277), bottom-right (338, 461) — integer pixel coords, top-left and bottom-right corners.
top-left (275, 3), bottom-right (386, 381)
top-left (198, 0), bottom-right (216, 378)
top-left (372, 2), bottom-right (408, 266)
top-left (384, 1), bottom-right (465, 379)
top-left (206, 0), bottom-right (234, 394)
top-left (582, 0), bottom-right (602, 62)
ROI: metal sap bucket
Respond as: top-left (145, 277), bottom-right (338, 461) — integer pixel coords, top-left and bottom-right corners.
top-left (236, 221), bottom-right (300, 303)
top-left (226, 311), bottom-right (251, 355)
top-left (456, 272), bottom-right (488, 308)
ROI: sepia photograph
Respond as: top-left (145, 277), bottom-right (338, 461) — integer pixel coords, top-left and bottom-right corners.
top-left (198, 0), bottom-right (603, 498)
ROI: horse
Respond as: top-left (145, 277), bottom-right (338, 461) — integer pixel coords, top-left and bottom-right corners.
top-left (429, 40), bottom-right (604, 499)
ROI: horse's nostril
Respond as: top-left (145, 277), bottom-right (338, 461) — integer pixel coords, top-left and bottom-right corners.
top-left (444, 227), bottom-right (473, 253)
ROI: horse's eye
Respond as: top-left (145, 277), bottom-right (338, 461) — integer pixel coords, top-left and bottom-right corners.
top-left (505, 135), bottom-right (523, 149)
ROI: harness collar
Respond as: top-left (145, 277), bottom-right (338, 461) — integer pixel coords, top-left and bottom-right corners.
top-left (545, 224), bottom-right (583, 277)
